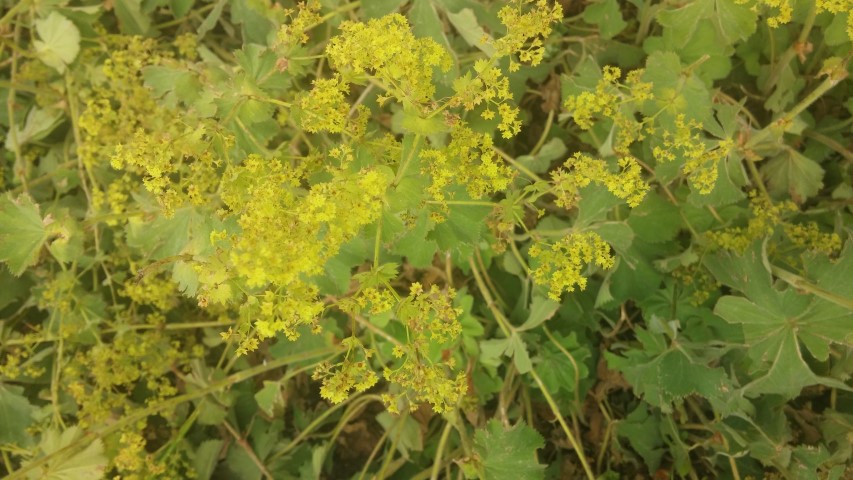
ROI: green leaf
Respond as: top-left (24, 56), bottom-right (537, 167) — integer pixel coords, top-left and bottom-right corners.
top-left (616, 405), bottom-right (666, 473)
top-left (574, 185), bottom-right (622, 229)
top-left (363, 0), bottom-right (405, 18)
top-left (113, 0), bottom-right (153, 35)
top-left (517, 296), bottom-right (559, 331)
top-left (142, 65), bottom-right (202, 106)
top-left (446, 8), bottom-right (495, 56)
top-left (4, 107), bottom-right (64, 151)
top-left (197, 0), bottom-right (227, 38)
top-left (0, 194), bottom-right (50, 276)
top-left (126, 207), bottom-right (212, 260)
top-left (534, 332), bottom-right (591, 395)
top-left (400, 107), bottom-right (449, 135)
top-left (393, 212), bottom-right (438, 268)
top-left (507, 333), bottom-right (532, 374)
top-left (708, 243), bottom-right (853, 397)
top-left (254, 381), bottom-right (283, 417)
top-left (170, 0), bottom-right (194, 18)
top-left (642, 51), bottom-right (712, 124)
top-left (33, 11), bottom-right (81, 73)
top-left (0, 385), bottom-right (35, 446)
top-left (763, 148), bottom-right (824, 203)
top-left (192, 440), bottom-right (224, 480)
top-left (656, 0), bottom-right (712, 47)
top-left (606, 332), bottom-right (730, 413)
top-left (23, 427), bottom-right (108, 480)
top-left (473, 419), bottom-right (545, 480)
top-left (427, 200), bottom-right (491, 256)
top-left (627, 193), bottom-right (683, 243)
top-left (376, 412), bottom-right (424, 458)
top-left (583, 0), bottom-right (627, 40)
top-left (713, 0), bottom-right (758, 44)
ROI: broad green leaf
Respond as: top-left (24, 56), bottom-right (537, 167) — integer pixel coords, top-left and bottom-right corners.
top-left (126, 207), bottom-right (212, 260)
top-left (4, 107), bottom-right (64, 150)
top-left (231, 0), bottom-right (275, 44)
top-left (656, 0), bottom-right (712, 47)
top-left (400, 107), bottom-right (449, 135)
top-left (583, 0), bottom-right (627, 40)
top-left (363, 0), bottom-right (405, 18)
top-left (113, 0), bottom-right (152, 35)
top-left (616, 405), bottom-right (666, 473)
top-left (642, 51), bottom-right (712, 124)
top-left (192, 440), bottom-right (224, 480)
top-left (687, 152), bottom-right (747, 207)
top-left (534, 332), bottom-right (591, 395)
top-left (517, 295), bottom-right (559, 331)
top-left (446, 8), bottom-right (495, 56)
top-left (656, 0), bottom-right (756, 47)
top-left (34, 11), bottom-right (80, 73)
top-left (763, 148), bottom-right (824, 203)
top-left (606, 333), bottom-right (729, 413)
top-left (0, 194), bottom-right (50, 276)
top-left (23, 427), bottom-right (108, 480)
top-left (0, 385), bottom-right (35, 446)
top-left (376, 412), bottom-right (424, 457)
top-left (254, 381), bottom-right (283, 417)
top-left (627, 193), bottom-right (683, 243)
top-left (393, 212), bottom-right (439, 268)
top-left (708, 243), bottom-right (853, 397)
top-left (142, 65), bottom-right (202, 106)
top-left (170, 0), bottom-right (194, 18)
top-left (507, 333), bottom-right (532, 373)
top-left (713, 0), bottom-right (758, 44)
top-left (473, 420), bottom-right (545, 480)
top-left (427, 200), bottom-right (492, 256)
top-left (574, 185), bottom-right (622, 229)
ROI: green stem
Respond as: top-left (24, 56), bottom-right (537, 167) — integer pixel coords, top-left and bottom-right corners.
top-left (770, 265), bottom-right (853, 310)
top-left (746, 75), bottom-right (844, 151)
top-left (0, 0), bottom-right (30, 27)
top-left (430, 421), bottom-right (454, 480)
top-left (393, 134), bottom-right (422, 185)
top-left (529, 369), bottom-right (595, 480)
top-left (493, 146), bottom-right (544, 183)
top-left (5, 347), bottom-right (341, 480)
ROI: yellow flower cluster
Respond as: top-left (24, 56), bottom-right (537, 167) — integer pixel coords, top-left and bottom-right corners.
top-left (529, 232), bottom-right (616, 300)
top-left (493, 0), bottom-right (564, 71)
top-left (451, 59), bottom-right (521, 138)
top-left (276, 0), bottom-right (321, 50)
top-left (326, 13), bottom-right (451, 106)
top-left (384, 363), bottom-right (468, 414)
top-left (783, 222), bottom-right (842, 256)
top-left (563, 66), bottom-right (624, 130)
top-left (120, 273), bottom-right (178, 311)
top-left (253, 283), bottom-right (325, 341)
top-left (64, 328), bottom-right (193, 427)
top-left (381, 283), bottom-right (466, 413)
top-left (221, 155), bottom-right (390, 289)
top-left (399, 282), bottom-right (463, 348)
top-left (550, 152), bottom-right (649, 208)
top-left (653, 114), bottom-right (733, 194)
top-left (705, 194), bottom-right (842, 258)
top-left (422, 124), bottom-right (516, 206)
top-left (297, 75), bottom-right (351, 134)
top-left (313, 337), bottom-right (378, 404)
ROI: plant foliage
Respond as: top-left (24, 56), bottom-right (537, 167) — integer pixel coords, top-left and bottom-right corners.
top-left (0, 0), bottom-right (851, 478)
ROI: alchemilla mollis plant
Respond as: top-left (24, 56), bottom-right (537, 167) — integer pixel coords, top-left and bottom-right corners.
top-left (1, 0), bottom-right (851, 478)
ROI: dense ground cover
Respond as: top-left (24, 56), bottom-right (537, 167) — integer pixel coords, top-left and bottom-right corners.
top-left (1, 0), bottom-right (852, 478)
